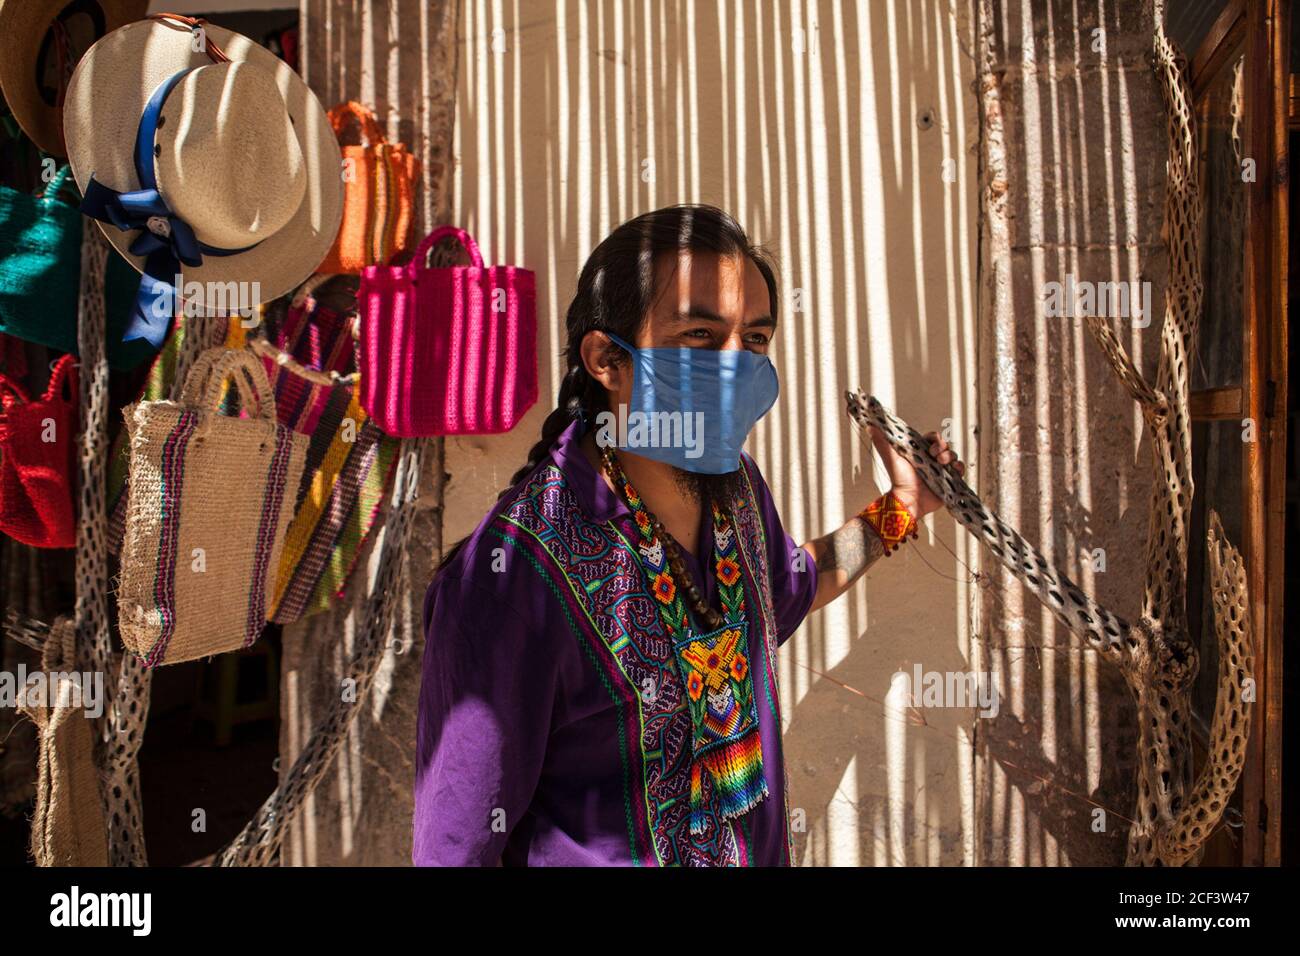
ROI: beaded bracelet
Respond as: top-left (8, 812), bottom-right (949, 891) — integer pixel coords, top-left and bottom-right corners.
top-left (858, 490), bottom-right (919, 556)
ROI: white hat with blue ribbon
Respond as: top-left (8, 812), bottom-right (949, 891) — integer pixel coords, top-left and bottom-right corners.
top-left (62, 14), bottom-right (343, 347)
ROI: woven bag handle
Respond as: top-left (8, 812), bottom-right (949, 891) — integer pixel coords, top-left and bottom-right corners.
top-left (180, 347), bottom-right (276, 422)
top-left (0, 369), bottom-right (32, 409)
top-left (289, 273), bottom-right (336, 310)
top-left (328, 101), bottom-right (387, 148)
top-left (176, 347), bottom-right (234, 410)
top-left (42, 354), bottom-right (77, 405)
top-left (198, 348), bottom-right (276, 420)
top-left (248, 336), bottom-right (358, 388)
top-left (0, 356), bottom-right (74, 414)
top-left (177, 347), bottom-right (222, 401)
top-left (406, 225), bottom-right (484, 278)
top-left (42, 617), bottom-right (77, 673)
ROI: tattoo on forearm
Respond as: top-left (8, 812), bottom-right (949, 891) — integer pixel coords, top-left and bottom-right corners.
top-left (816, 517), bottom-right (886, 581)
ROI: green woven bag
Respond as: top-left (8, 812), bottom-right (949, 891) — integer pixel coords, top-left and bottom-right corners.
top-left (0, 165), bottom-right (160, 370)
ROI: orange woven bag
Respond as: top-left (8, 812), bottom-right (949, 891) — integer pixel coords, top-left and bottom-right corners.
top-left (316, 102), bottom-right (421, 274)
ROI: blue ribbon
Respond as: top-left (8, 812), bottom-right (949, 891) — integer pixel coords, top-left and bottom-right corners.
top-left (80, 68), bottom-right (257, 347)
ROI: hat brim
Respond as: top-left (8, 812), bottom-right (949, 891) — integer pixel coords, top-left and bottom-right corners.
top-left (0, 0), bottom-right (149, 156)
top-left (63, 18), bottom-right (344, 312)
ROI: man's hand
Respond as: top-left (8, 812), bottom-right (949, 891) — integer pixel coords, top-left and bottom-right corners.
top-left (802, 423), bottom-right (968, 614)
top-left (867, 424), bottom-right (965, 519)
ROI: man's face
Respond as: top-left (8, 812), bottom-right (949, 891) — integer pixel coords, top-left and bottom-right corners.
top-left (605, 249), bottom-right (777, 416)
top-left (600, 249), bottom-right (776, 501)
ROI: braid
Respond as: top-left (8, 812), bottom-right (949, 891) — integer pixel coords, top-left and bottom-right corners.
top-left (500, 363), bottom-right (591, 495)
top-left (435, 361), bottom-right (600, 573)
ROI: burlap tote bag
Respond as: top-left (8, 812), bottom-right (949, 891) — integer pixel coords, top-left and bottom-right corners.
top-left (118, 347), bottom-right (307, 667)
top-left (17, 619), bottom-right (109, 867)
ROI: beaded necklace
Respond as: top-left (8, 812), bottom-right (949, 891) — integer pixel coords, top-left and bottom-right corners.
top-left (602, 447), bottom-right (769, 833)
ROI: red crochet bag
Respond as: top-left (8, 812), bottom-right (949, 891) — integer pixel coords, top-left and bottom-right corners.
top-left (0, 354), bottom-right (79, 548)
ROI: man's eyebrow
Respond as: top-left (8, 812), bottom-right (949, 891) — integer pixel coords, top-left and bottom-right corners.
top-left (671, 308), bottom-right (777, 329)
top-left (671, 307), bottom-right (726, 323)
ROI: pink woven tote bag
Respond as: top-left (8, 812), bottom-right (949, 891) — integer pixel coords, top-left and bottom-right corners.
top-left (357, 225), bottom-right (537, 436)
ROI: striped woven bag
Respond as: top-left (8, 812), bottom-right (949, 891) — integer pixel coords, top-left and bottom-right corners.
top-left (248, 278), bottom-right (401, 624)
top-left (315, 102), bottom-right (420, 274)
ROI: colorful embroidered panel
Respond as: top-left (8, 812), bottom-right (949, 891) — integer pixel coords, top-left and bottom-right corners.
top-left (727, 458), bottom-right (795, 864)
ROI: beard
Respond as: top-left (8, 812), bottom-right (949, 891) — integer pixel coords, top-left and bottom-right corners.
top-left (670, 465), bottom-right (745, 508)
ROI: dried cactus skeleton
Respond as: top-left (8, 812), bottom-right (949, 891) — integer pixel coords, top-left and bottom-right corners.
top-left (844, 14), bottom-right (1254, 866)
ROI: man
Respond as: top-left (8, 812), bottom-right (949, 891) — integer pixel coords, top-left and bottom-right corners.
top-left (414, 205), bottom-right (962, 866)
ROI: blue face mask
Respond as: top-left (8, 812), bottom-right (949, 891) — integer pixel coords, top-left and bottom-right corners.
top-left (597, 332), bottom-right (780, 474)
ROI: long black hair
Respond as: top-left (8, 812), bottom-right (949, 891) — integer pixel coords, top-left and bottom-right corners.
top-left (436, 203), bottom-right (779, 573)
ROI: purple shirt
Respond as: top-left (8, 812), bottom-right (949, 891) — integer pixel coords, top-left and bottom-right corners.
top-left (413, 419), bottom-right (817, 866)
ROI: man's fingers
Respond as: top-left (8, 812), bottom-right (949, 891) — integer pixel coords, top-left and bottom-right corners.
top-left (866, 424), bottom-right (897, 465)
top-left (878, 425), bottom-right (962, 473)
top-left (929, 445), bottom-right (963, 469)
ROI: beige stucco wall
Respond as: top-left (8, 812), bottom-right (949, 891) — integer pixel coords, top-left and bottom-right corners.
top-left (446, 0), bottom-right (982, 865)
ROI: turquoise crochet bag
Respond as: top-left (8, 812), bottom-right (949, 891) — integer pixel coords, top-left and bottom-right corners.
top-left (0, 165), bottom-right (159, 370)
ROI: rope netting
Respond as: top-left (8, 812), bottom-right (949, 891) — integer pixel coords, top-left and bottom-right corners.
top-left (74, 227), bottom-right (150, 865)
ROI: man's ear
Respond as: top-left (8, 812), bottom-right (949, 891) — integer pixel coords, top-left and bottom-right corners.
top-left (579, 330), bottom-right (626, 392)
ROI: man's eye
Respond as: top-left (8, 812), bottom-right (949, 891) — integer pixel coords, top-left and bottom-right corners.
top-left (745, 332), bottom-right (771, 347)
top-left (682, 328), bottom-right (714, 340)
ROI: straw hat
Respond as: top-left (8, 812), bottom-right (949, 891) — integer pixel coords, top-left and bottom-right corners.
top-left (62, 17), bottom-right (343, 314)
top-left (0, 0), bottom-right (148, 156)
